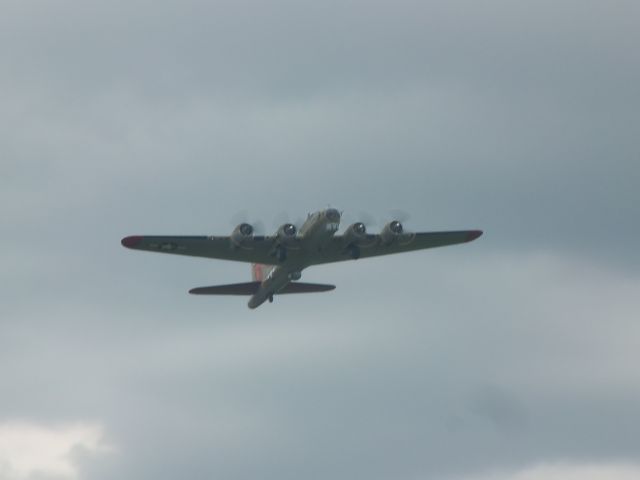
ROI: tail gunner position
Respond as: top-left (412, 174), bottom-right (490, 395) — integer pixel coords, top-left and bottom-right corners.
top-left (121, 208), bottom-right (482, 309)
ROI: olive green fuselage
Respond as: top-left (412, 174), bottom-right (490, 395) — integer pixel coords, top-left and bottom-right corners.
top-left (248, 208), bottom-right (341, 309)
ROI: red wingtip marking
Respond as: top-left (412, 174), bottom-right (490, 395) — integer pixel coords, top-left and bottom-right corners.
top-left (121, 235), bottom-right (143, 248)
top-left (466, 230), bottom-right (483, 242)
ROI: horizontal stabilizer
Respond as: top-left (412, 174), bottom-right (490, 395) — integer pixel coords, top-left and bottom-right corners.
top-left (189, 281), bottom-right (335, 296)
top-left (190, 282), bottom-right (260, 295)
top-left (279, 282), bottom-right (335, 294)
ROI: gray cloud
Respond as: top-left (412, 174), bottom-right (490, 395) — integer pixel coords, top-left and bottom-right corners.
top-left (1, 1), bottom-right (640, 479)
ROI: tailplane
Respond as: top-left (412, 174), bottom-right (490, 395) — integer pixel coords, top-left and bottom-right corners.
top-left (279, 282), bottom-right (335, 293)
top-left (190, 282), bottom-right (260, 295)
top-left (190, 264), bottom-right (335, 296)
top-left (189, 281), bottom-right (335, 296)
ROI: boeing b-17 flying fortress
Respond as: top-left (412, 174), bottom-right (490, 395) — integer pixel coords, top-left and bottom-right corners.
top-left (121, 208), bottom-right (482, 309)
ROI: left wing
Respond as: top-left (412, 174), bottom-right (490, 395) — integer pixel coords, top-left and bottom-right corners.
top-left (121, 235), bottom-right (282, 264)
top-left (313, 230), bottom-right (482, 265)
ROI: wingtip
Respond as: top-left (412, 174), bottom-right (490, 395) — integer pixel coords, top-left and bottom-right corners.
top-left (465, 230), bottom-right (483, 242)
top-left (121, 235), bottom-right (143, 248)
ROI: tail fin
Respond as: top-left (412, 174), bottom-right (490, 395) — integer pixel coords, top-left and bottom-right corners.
top-left (251, 263), bottom-right (275, 282)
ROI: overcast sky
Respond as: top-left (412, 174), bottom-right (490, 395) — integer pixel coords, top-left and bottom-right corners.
top-left (1, 1), bottom-right (639, 479)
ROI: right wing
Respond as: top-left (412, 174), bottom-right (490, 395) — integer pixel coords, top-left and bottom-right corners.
top-left (121, 235), bottom-right (284, 264)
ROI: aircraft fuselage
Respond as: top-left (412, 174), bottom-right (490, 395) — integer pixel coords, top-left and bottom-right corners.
top-left (248, 208), bottom-right (341, 309)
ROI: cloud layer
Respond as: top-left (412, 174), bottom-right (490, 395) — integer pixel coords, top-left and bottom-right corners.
top-left (457, 462), bottom-right (640, 480)
top-left (1, 1), bottom-right (639, 479)
top-left (0, 422), bottom-right (110, 480)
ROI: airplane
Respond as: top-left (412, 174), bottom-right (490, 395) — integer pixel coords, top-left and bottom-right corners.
top-left (121, 208), bottom-right (482, 309)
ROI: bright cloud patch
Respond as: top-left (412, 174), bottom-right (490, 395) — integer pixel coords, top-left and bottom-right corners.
top-left (458, 462), bottom-right (640, 480)
top-left (0, 421), bottom-right (111, 480)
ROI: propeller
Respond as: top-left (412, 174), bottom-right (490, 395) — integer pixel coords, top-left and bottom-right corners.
top-left (385, 210), bottom-right (413, 234)
top-left (230, 210), bottom-right (265, 235)
top-left (341, 211), bottom-right (377, 231)
top-left (358, 211), bottom-right (377, 229)
top-left (388, 209), bottom-right (411, 224)
top-left (342, 210), bottom-right (411, 231)
top-left (273, 211), bottom-right (305, 230)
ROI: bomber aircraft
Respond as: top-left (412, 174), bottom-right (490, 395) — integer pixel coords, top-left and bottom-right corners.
top-left (121, 208), bottom-right (482, 309)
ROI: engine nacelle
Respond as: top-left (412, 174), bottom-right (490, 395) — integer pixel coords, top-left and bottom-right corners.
top-left (288, 271), bottom-right (302, 281)
top-left (276, 223), bottom-right (297, 245)
top-left (230, 223), bottom-right (254, 248)
top-left (343, 222), bottom-right (367, 245)
top-left (380, 220), bottom-right (403, 244)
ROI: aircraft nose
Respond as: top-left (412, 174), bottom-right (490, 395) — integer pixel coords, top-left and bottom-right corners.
top-left (325, 208), bottom-right (340, 222)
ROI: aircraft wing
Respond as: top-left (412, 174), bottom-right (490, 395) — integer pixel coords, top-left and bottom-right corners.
top-left (121, 230), bottom-right (481, 265)
top-left (316, 230), bottom-right (482, 265)
top-left (121, 235), bottom-right (282, 264)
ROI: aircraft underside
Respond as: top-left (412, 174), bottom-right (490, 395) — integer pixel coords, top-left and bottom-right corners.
top-left (121, 208), bottom-right (482, 309)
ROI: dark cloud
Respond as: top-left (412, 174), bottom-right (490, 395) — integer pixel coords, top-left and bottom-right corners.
top-left (1, 1), bottom-right (640, 479)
